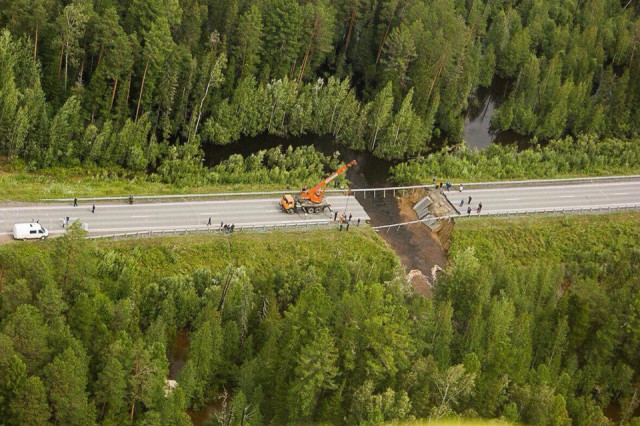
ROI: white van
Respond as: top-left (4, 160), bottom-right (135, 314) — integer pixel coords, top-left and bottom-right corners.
top-left (13, 223), bottom-right (49, 240)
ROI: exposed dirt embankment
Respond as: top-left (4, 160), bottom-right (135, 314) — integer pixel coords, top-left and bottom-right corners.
top-left (356, 189), bottom-right (452, 296)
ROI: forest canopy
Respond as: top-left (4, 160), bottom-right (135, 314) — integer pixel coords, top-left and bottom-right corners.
top-left (0, 0), bottom-right (639, 171)
top-left (0, 216), bottom-right (639, 424)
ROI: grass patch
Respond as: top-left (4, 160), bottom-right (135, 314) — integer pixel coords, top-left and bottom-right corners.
top-left (0, 227), bottom-right (400, 284)
top-left (449, 212), bottom-right (640, 266)
top-left (0, 161), bottom-right (297, 202)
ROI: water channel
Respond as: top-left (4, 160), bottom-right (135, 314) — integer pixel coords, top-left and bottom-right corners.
top-left (178, 81), bottom-right (531, 425)
top-left (201, 79), bottom-right (529, 186)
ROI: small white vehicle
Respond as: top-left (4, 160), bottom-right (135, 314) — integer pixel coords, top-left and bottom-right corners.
top-left (13, 223), bottom-right (49, 241)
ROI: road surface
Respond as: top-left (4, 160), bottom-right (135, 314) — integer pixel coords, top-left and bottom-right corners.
top-left (0, 196), bottom-right (368, 237)
top-left (445, 181), bottom-right (640, 214)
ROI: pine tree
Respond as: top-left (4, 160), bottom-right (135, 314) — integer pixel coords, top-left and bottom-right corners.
top-left (262, 0), bottom-right (302, 79)
top-left (45, 346), bottom-right (96, 426)
top-left (0, 30), bottom-right (19, 154)
top-left (10, 376), bottom-right (51, 425)
top-left (233, 6), bottom-right (263, 78)
top-left (367, 82), bottom-right (394, 151)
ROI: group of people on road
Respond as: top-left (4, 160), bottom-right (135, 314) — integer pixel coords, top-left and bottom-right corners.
top-left (433, 176), bottom-right (454, 191)
top-left (459, 195), bottom-right (483, 215)
top-left (69, 193), bottom-right (356, 236)
top-left (333, 211), bottom-right (360, 231)
top-left (62, 198), bottom-right (97, 229)
top-left (73, 197), bottom-right (96, 213)
top-left (433, 176), bottom-right (467, 193)
top-left (431, 179), bottom-right (484, 215)
top-left (213, 220), bottom-right (235, 234)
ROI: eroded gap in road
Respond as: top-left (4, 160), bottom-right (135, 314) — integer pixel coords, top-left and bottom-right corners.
top-left (355, 190), bottom-right (450, 297)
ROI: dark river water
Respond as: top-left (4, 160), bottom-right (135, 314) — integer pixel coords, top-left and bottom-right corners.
top-left (202, 134), bottom-right (398, 188)
top-left (201, 78), bottom-right (529, 185)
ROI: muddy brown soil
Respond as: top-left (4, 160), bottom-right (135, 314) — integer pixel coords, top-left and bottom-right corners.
top-left (356, 190), bottom-right (449, 296)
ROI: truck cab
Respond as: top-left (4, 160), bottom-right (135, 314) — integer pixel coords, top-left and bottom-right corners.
top-left (281, 194), bottom-right (296, 213)
top-left (13, 223), bottom-right (49, 240)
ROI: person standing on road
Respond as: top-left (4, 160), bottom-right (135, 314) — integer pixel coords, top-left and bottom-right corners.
top-left (231, 224), bottom-right (235, 233)
top-left (477, 203), bottom-right (483, 214)
top-left (334, 211), bottom-right (338, 221)
top-left (459, 199), bottom-right (464, 207)
top-left (357, 218), bottom-right (361, 226)
top-left (348, 213), bottom-right (352, 222)
top-left (459, 184), bottom-right (463, 192)
top-left (468, 196), bottom-right (472, 204)
top-left (446, 181), bottom-right (451, 191)
top-left (92, 205), bottom-right (95, 213)
top-left (73, 197), bottom-right (78, 207)
top-left (346, 221), bottom-right (350, 231)
top-left (207, 217), bottom-right (212, 226)
top-left (467, 206), bottom-right (472, 216)
top-left (129, 194), bottom-right (133, 205)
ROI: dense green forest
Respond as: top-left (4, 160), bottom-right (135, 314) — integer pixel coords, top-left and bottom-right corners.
top-left (0, 145), bottom-right (343, 201)
top-left (1, 0), bottom-right (639, 172)
top-left (390, 135), bottom-right (640, 183)
top-left (0, 216), bottom-right (639, 424)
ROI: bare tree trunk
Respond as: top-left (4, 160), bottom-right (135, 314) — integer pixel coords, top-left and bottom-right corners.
top-left (298, 15), bottom-right (320, 82)
top-left (192, 57), bottom-right (221, 140)
top-left (375, 19), bottom-right (392, 66)
top-left (371, 125), bottom-right (380, 151)
top-left (129, 395), bottom-right (137, 421)
top-left (289, 57), bottom-right (298, 80)
top-left (33, 24), bottom-right (38, 64)
top-left (426, 55), bottom-right (446, 104)
top-left (240, 45), bottom-right (247, 78)
top-left (96, 45), bottom-right (104, 69)
top-left (629, 27), bottom-right (639, 71)
top-left (135, 60), bottom-right (149, 122)
top-left (109, 79), bottom-right (118, 111)
top-left (125, 72), bottom-right (132, 104)
top-left (344, 4), bottom-right (357, 56)
top-left (64, 46), bottom-right (69, 90)
top-left (57, 41), bottom-right (64, 79)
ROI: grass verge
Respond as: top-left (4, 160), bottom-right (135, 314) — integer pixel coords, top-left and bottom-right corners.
top-left (0, 161), bottom-right (294, 202)
top-left (1, 227), bottom-right (401, 284)
top-left (449, 212), bottom-right (640, 265)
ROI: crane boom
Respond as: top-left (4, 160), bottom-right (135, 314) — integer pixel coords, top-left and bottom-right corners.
top-left (300, 160), bottom-right (357, 204)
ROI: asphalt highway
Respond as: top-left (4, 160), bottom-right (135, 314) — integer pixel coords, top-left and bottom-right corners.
top-left (0, 196), bottom-right (369, 237)
top-left (445, 181), bottom-right (640, 214)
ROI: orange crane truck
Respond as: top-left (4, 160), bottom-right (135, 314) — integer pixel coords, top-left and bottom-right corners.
top-left (281, 160), bottom-right (357, 214)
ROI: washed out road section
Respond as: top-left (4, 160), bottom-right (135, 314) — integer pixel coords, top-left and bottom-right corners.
top-left (444, 181), bottom-right (640, 214)
top-left (0, 196), bottom-right (369, 236)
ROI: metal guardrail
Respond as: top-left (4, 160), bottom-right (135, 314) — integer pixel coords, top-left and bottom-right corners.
top-left (39, 175), bottom-right (640, 203)
top-left (40, 185), bottom-right (432, 203)
top-left (457, 174), bottom-right (640, 187)
top-left (86, 220), bottom-right (335, 240)
top-left (40, 185), bottom-right (433, 202)
top-left (372, 204), bottom-right (640, 231)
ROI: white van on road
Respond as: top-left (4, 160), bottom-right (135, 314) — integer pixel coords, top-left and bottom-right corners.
top-left (13, 223), bottom-right (49, 240)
